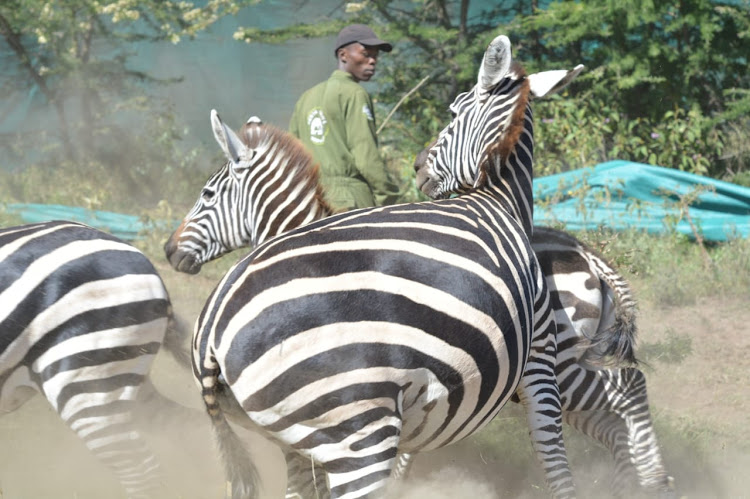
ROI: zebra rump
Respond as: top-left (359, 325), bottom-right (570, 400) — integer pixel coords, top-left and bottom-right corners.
top-left (0, 220), bottom-right (192, 498)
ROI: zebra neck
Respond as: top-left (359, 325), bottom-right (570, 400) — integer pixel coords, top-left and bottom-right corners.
top-left (250, 192), bottom-right (332, 247)
top-left (484, 155), bottom-right (534, 236)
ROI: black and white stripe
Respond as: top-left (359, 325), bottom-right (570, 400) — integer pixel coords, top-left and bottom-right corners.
top-left (290, 226), bottom-right (673, 498)
top-left (416, 41), bottom-right (674, 496)
top-left (0, 220), bottom-right (190, 498)
top-left (173, 34), bottom-right (576, 499)
top-left (520, 227), bottom-right (672, 496)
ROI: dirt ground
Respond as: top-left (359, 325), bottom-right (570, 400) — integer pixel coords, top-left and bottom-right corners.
top-left (0, 265), bottom-right (748, 498)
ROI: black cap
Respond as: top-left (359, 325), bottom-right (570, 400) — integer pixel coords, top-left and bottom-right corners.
top-left (334, 24), bottom-right (392, 55)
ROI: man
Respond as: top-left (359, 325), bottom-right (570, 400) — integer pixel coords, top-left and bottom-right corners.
top-left (289, 24), bottom-right (400, 211)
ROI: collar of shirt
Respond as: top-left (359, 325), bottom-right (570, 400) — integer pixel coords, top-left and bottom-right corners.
top-left (331, 69), bottom-right (357, 82)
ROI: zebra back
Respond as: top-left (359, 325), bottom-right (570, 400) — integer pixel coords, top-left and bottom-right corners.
top-left (530, 227), bottom-right (639, 366)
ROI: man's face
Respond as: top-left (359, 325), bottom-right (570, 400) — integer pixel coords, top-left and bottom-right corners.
top-left (339, 43), bottom-right (380, 82)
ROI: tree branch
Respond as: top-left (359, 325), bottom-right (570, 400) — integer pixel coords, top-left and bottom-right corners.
top-left (377, 74), bottom-right (431, 135)
top-left (0, 12), bottom-right (75, 161)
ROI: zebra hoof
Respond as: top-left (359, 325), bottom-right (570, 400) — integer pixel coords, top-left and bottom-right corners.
top-left (657, 475), bottom-right (678, 499)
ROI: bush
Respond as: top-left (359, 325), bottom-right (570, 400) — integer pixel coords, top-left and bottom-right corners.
top-left (534, 97), bottom-right (725, 177)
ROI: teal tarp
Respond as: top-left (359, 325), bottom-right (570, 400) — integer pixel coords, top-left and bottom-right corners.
top-left (5, 203), bottom-right (145, 241)
top-left (534, 160), bottom-right (750, 241)
top-left (3, 160), bottom-right (749, 242)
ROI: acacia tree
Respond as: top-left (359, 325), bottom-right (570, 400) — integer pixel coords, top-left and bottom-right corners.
top-left (0, 0), bottom-right (247, 163)
top-left (236, 0), bottom-right (749, 180)
top-left (509, 0), bottom-right (750, 121)
top-left (506, 0), bottom-right (750, 176)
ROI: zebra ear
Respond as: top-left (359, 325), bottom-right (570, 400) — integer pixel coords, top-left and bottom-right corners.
top-left (210, 109), bottom-right (249, 165)
top-left (477, 34), bottom-right (512, 91)
top-left (528, 64), bottom-right (585, 99)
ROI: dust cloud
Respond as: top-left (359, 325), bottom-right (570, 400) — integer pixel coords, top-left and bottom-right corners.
top-left (2, 296), bottom-right (750, 498)
top-left (389, 465), bottom-right (497, 499)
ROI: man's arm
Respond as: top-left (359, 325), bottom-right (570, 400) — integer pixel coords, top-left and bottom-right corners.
top-left (346, 91), bottom-right (401, 206)
top-left (289, 101), bottom-right (300, 139)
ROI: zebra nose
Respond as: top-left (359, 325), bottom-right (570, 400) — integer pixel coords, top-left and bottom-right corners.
top-left (172, 250), bottom-right (202, 274)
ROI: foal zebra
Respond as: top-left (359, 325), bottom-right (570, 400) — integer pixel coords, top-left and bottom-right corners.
top-left (0, 220), bottom-right (191, 498)
top-left (168, 34), bottom-right (579, 499)
top-left (416, 42), bottom-right (674, 496)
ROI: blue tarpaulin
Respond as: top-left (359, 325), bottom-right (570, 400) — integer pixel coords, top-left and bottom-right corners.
top-left (3, 160), bottom-right (749, 242)
top-left (535, 160), bottom-right (750, 241)
top-left (4, 203), bottom-right (146, 241)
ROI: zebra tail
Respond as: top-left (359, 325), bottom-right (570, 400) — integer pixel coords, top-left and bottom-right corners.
top-left (203, 361), bottom-right (261, 499)
top-left (162, 305), bottom-right (193, 370)
top-left (599, 296), bottom-right (639, 365)
top-left (587, 252), bottom-right (640, 366)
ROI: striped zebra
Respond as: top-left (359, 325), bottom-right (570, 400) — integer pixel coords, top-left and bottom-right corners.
top-left (415, 41), bottom-right (675, 496)
top-left (168, 34), bottom-right (580, 499)
top-left (0, 220), bottom-right (192, 498)
top-left (163, 65), bottom-right (672, 499)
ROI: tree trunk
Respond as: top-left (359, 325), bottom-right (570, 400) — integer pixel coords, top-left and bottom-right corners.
top-left (0, 12), bottom-right (76, 161)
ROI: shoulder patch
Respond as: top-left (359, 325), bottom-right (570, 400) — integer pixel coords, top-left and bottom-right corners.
top-left (362, 104), bottom-right (374, 121)
top-left (307, 108), bottom-right (328, 144)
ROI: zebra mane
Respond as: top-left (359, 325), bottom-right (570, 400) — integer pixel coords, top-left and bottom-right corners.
top-left (475, 61), bottom-right (531, 188)
top-left (238, 120), bottom-right (333, 214)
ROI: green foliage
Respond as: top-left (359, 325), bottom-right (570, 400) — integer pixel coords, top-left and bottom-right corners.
top-left (234, 19), bottom-right (344, 44)
top-left (534, 97), bottom-right (726, 176)
top-left (230, 0), bottom-right (750, 182)
top-left (0, 108), bottom-right (209, 214)
top-left (510, 0), bottom-right (750, 177)
top-left (512, 0), bottom-right (749, 119)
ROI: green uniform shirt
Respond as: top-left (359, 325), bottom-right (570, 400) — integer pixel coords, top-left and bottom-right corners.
top-left (290, 70), bottom-right (400, 211)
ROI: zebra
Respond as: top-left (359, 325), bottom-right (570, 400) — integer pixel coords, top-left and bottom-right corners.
top-left (415, 43), bottom-right (675, 496)
top-left (0, 220), bottom-right (193, 498)
top-left (162, 63), bottom-right (668, 499)
top-left (168, 34), bottom-right (581, 499)
top-left (163, 76), bottom-right (673, 499)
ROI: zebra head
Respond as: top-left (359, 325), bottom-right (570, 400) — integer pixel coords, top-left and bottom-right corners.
top-left (164, 110), bottom-right (330, 274)
top-left (415, 34), bottom-right (583, 233)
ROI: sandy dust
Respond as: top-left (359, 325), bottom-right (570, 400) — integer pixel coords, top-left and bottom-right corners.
top-left (0, 266), bottom-right (747, 498)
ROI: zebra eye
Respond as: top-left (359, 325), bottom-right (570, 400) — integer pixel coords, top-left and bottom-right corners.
top-left (201, 189), bottom-right (217, 205)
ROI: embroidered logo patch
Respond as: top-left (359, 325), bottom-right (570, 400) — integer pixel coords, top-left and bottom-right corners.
top-left (307, 108), bottom-right (328, 144)
top-left (362, 104), bottom-right (374, 121)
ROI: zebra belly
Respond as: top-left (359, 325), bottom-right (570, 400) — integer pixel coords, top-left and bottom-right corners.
top-left (226, 322), bottom-right (515, 457)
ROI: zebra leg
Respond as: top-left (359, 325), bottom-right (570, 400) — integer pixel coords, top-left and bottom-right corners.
top-left (44, 374), bottom-right (163, 498)
top-left (297, 413), bottom-right (402, 499)
top-left (517, 280), bottom-right (576, 499)
top-left (284, 448), bottom-right (330, 499)
top-left (391, 452), bottom-right (415, 481)
top-left (563, 410), bottom-right (639, 497)
top-left (600, 367), bottom-right (674, 495)
top-left (558, 365), bottom-right (674, 495)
